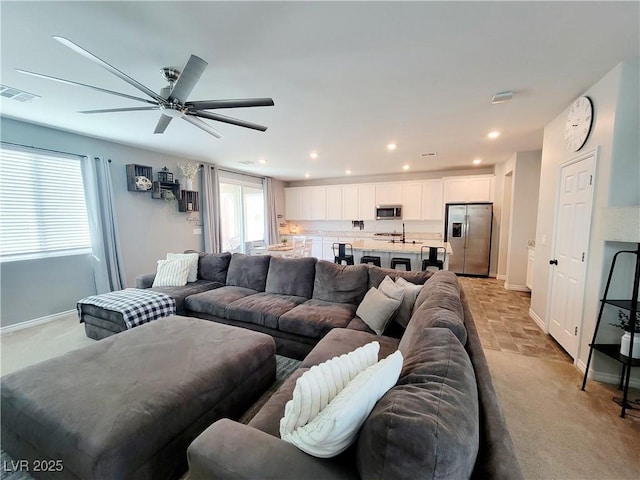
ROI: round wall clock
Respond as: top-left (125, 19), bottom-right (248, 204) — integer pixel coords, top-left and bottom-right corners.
top-left (564, 96), bottom-right (594, 152)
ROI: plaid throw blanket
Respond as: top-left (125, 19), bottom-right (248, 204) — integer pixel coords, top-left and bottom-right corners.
top-left (77, 288), bottom-right (176, 329)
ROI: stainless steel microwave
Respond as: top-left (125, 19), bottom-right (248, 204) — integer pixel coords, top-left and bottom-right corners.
top-left (375, 205), bottom-right (402, 220)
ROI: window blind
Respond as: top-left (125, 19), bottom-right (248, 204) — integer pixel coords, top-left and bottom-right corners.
top-left (0, 147), bottom-right (91, 261)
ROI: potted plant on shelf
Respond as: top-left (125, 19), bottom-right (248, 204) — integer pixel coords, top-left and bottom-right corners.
top-left (282, 238), bottom-right (288, 246)
top-left (610, 310), bottom-right (640, 359)
top-left (177, 162), bottom-right (199, 191)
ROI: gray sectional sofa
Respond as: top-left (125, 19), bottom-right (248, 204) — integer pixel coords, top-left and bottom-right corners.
top-left (133, 251), bottom-right (521, 479)
top-left (137, 252), bottom-right (432, 359)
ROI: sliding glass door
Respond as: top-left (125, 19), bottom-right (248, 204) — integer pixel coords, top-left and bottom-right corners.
top-left (219, 174), bottom-right (265, 253)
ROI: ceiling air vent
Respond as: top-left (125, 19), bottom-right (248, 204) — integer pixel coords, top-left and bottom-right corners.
top-left (0, 84), bottom-right (41, 103)
top-left (420, 152), bottom-right (437, 157)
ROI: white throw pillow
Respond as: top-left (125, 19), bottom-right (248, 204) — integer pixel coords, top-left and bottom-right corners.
top-left (378, 275), bottom-right (405, 302)
top-left (166, 252), bottom-right (199, 283)
top-left (394, 277), bottom-right (424, 328)
top-left (281, 349), bottom-right (403, 458)
top-left (280, 342), bottom-right (380, 435)
top-left (152, 258), bottom-right (191, 287)
top-left (356, 286), bottom-right (403, 335)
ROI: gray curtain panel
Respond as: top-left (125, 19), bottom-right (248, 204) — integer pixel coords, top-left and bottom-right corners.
top-left (201, 164), bottom-right (222, 253)
top-left (82, 157), bottom-right (127, 292)
top-left (263, 177), bottom-right (280, 245)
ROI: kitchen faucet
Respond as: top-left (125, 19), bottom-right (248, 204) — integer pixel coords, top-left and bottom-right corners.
top-left (402, 223), bottom-right (406, 243)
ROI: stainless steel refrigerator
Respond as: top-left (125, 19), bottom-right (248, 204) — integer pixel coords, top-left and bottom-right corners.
top-left (444, 203), bottom-right (493, 276)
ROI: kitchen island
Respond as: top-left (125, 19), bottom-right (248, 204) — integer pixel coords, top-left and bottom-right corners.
top-left (351, 239), bottom-right (452, 271)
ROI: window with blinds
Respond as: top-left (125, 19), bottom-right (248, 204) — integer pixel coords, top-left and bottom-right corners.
top-left (0, 147), bottom-right (92, 261)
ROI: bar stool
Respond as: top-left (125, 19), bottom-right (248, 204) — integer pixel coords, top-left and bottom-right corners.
top-left (360, 255), bottom-right (381, 267)
top-left (390, 257), bottom-right (411, 271)
top-left (421, 246), bottom-right (445, 271)
top-left (333, 243), bottom-right (354, 265)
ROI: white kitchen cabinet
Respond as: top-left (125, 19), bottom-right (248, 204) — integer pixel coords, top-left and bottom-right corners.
top-left (310, 187), bottom-right (327, 220)
top-left (375, 184), bottom-right (402, 205)
top-left (421, 180), bottom-right (444, 220)
top-left (298, 188), bottom-right (313, 220)
top-left (326, 186), bottom-right (343, 220)
top-left (322, 236), bottom-right (339, 261)
top-left (342, 185), bottom-right (359, 220)
top-left (401, 183), bottom-right (423, 220)
top-left (443, 175), bottom-right (493, 203)
top-left (358, 185), bottom-right (376, 220)
top-left (284, 188), bottom-right (300, 220)
top-left (342, 184), bottom-right (375, 220)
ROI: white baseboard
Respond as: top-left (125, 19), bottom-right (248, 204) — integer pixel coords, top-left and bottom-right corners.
top-left (576, 358), bottom-right (640, 389)
top-left (0, 310), bottom-right (75, 335)
top-left (504, 282), bottom-right (530, 292)
top-left (528, 308), bottom-right (547, 332)
top-left (496, 274), bottom-right (506, 280)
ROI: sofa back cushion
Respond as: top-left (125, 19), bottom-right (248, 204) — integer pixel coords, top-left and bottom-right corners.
top-left (312, 261), bottom-right (369, 305)
top-left (226, 253), bottom-right (271, 291)
top-left (413, 270), bottom-right (460, 312)
top-left (367, 265), bottom-right (433, 289)
top-left (197, 252), bottom-right (232, 283)
top-left (266, 256), bottom-right (316, 298)
top-left (356, 328), bottom-right (479, 480)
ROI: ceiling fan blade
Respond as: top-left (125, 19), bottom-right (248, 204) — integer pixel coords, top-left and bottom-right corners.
top-left (79, 107), bottom-right (160, 114)
top-left (169, 55), bottom-right (207, 103)
top-left (191, 111), bottom-right (268, 132)
top-left (182, 116), bottom-right (223, 138)
top-left (154, 114), bottom-right (172, 134)
top-left (53, 36), bottom-right (167, 105)
top-left (16, 69), bottom-right (158, 105)
top-left (186, 98), bottom-right (274, 110)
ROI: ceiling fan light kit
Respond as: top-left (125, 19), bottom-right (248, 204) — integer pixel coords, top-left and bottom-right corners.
top-left (17, 36), bottom-right (274, 139)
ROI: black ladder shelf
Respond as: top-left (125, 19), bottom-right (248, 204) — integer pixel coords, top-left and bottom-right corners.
top-left (581, 243), bottom-right (640, 418)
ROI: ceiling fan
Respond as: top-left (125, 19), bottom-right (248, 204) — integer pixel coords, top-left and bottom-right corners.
top-left (17, 36), bottom-right (274, 138)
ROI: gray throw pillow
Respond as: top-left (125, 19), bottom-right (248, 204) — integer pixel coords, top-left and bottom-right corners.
top-left (356, 287), bottom-right (402, 335)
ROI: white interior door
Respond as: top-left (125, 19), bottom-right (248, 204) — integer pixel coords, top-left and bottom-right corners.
top-left (548, 151), bottom-right (596, 358)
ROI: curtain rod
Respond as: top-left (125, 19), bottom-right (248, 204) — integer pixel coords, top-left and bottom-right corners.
top-left (201, 163), bottom-right (266, 181)
top-left (1, 141), bottom-right (87, 159)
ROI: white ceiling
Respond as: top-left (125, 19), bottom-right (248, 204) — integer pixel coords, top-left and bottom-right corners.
top-left (1, 1), bottom-right (638, 181)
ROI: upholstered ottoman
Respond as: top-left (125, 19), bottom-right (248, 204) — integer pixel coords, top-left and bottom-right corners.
top-left (1, 316), bottom-right (276, 480)
top-left (77, 288), bottom-right (178, 340)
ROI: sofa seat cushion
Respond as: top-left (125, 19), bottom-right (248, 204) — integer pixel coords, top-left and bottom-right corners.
top-left (266, 256), bottom-right (316, 298)
top-left (197, 251), bottom-right (232, 283)
top-left (185, 285), bottom-right (259, 317)
top-left (148, 280), bottom-right (223, 313)
top-left (357, 328), bottom-right (479, 480)
top-left (226, 293), bottom-right (309, 329)
top-left (226, 253), bottom-right (271, 291)
top-left (312, 261), bottom-right (369, 305)
top-left (278, 299), bottom-right (356, 339)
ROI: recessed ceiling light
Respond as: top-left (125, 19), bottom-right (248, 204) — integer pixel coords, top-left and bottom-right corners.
top-left (402, 165), bottom-right (410, 170)
top-left (387, 143), bottom-right (397, 150)
top-left (473, 159), bottom-right (482, 165)
top-left (304, 173), bottom-right (310, 178)
top-left (258, 158), bottom-right (267, 164)
top-left (346, 169), bottom-right (351, 175)
top-left (488, 131), bottom-right (500, 139)
top-left (310, 151), bottom-right (318, 159)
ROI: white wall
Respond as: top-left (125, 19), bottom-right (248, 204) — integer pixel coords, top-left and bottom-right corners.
top-left (1, 118), bottom-right (204, 326)
top-left (507, 151), bottom-right (542, 289)
top-left (530, 59), bottom-right (639, 384)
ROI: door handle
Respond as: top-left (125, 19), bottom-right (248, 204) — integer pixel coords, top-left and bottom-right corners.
top-left (549, 259), bottom-right (558, 265)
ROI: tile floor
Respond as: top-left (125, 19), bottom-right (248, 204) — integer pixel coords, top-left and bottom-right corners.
top-left (459, 276), bottom-right (573, 362)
